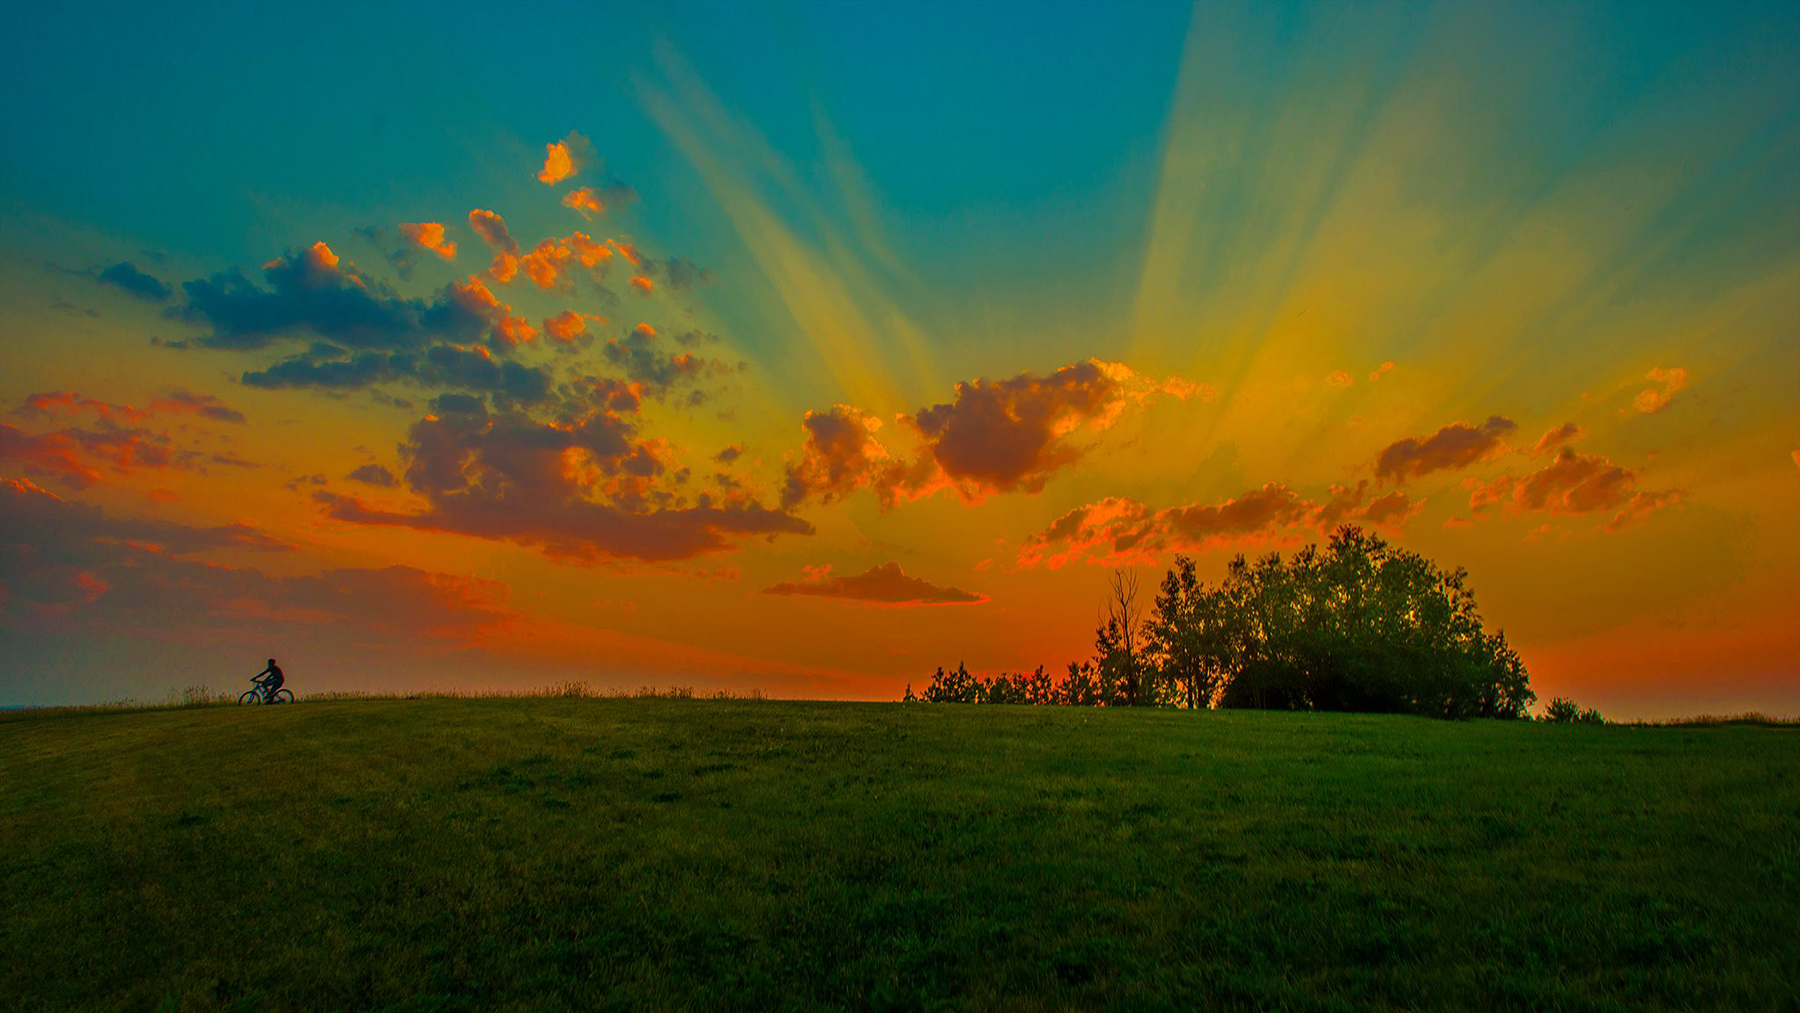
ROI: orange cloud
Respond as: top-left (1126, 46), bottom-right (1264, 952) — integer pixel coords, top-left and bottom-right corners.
top-left (467, 209), bottom-right (517, 253)
top-left (1467, 446), bottom-right (1680, 531)
top-left (24, 391), bottom-right (147, 421)
top-left (1326, 370), bottom-right (1354, 387)
top-left (543, 310), bottom-right (604, 344)
top-left (1531, 422), bottom-right (1586, 456)
top-left (1019, 480), bottom-right (1426, 570)
top-left (563, 187), bottom-right (604, 219)
top-left (607, 239), bottom-right (642, 267)
top-left (488, 252), bottom-right (519, 284)
top-left (1368, 361), bottom-right (1396, 382)
top-left (1375, 416), bottom-right (1516, 483)
top-left (537, 131), bottom-right (595, 186)
top-left (398, 222), bottom-right (456, 261)
top-left (494, 315), bottom-right (536, 347)
top-left (520, 238), bottom-right (572, 289)
top-left (1632, 366), bottom-right (1689, 414)
top-left (630, 275), bottom-right (654, 295)
top-left (763, 562), bottom-right (984, 605)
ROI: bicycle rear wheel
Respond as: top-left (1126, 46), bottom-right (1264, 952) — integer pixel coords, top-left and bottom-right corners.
top-left (238, 689), bottom-right (262, 705)
top-left (273, 689), bottom-right (295, 704)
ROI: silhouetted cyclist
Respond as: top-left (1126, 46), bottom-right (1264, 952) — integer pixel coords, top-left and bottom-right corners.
top-left (253, 658), bottom-right (285, 701)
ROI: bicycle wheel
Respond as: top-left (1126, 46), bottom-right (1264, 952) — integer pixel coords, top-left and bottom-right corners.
top-left (238, 689), bottom-right (262, 705)
top-left (273, 689), bottom-right (295, 704)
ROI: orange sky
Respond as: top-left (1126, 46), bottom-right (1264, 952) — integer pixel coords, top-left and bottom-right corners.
top-left (2, 3), bottom-right (1796, 717)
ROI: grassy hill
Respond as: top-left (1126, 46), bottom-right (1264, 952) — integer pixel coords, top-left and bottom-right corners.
top-left (3, 698), bottom-right (1795, 1012)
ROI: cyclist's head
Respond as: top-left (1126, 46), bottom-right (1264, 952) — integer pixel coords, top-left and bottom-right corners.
top-left (268, 658), bottom-right (277, 665)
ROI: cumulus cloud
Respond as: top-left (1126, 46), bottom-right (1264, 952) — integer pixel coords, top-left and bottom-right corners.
top-left (630, 275), bottom-right (654, 295)
top-left (316, 395), bottom-right (810, 563)
top-left (508, 233), bottom-right (613, 290)
top-left (468, 209), bottom-right (517, 254)
top-left (562, 187), bottom-right (604, 219)
top-left (1466, 446), bottom-right (1679, 531)
top-left (1368, 361), bottom-right (1396, 382)
top-left (178, 242), bottom-right (492, 352)
top-left (1374, 415), bottom-right (1516, 483)
top-left (763, 562), bottom-right (984, 605)
top-left (537, 131), bottom-right (595, 186)
top-left (1530, 422), bottom-right (1586, 457)
top-left (543, 310), bottom-right (605, 344)
top-left (783, 359), bottom-right (1185, 509)
top-left (1326, 370), bottom-right (1354, 388)
top-left (96, 261), bottom-right (172, 302)
top-left (1632, 366), bottom-right (1689, 414)
top-left (398, 222), bottom-right (456, 261)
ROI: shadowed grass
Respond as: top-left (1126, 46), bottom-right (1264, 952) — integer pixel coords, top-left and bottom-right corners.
top-left (3, 699), bottom-right (1795, 1011)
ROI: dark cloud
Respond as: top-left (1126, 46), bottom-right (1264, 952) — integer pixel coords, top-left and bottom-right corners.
top-left (784, 359), bottom-right (1178, 509)
top-left (347, 464), bottom-right (397, 487)
top-left (468, 209), bottom-right (518, 254)
top-left (1374, 415), bottom-right (1516, 483)
top-left (317, 396), bottom-right (810, 563)
top-left (764, 562), bottom-right (984, 605)
top-left (152, 390), bottom-right (247, 425)
top-left (600, 324), bottom-right (738, 397)
top-left (241, 343), bottom-right (553, 405)
top-left (97, 261), bottom-right (172, 302)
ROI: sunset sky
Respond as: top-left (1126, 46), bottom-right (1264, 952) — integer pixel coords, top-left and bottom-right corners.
top-left (2, 2), bottom-right (1796, 716)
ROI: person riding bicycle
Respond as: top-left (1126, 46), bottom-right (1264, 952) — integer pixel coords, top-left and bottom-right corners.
top-left (253, 658), bottom-right (284, 701)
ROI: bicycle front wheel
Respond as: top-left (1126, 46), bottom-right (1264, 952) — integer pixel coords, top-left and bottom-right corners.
top-left (272, 689), bottom-right (295, 704)
top-left (238, 689), bottom-right (262, 705)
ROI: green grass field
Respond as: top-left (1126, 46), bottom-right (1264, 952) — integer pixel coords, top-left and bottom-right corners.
top-left (3, 698), bottom-right (1796, 1012)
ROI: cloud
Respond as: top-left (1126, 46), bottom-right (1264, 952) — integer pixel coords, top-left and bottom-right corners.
top-left (630, 275), bottom-right (654, 295)
top-left (537, 131), bottom-right (595, 186)
top-left (316, 395), bottom-right (810, 563)
top-left (0, 478), bottom-right (515, 647)
top-left (1466, 446), bottom-right (1680, 531)
top-left (598, 323), bottom-right (738, 399)
top-left (1530, 422), bottom-right (1586, 457)
top-left (657, 257), bottom-right (712, 294)
top-left (398, 222), bottom-right (456, 261)
top-left (543, 310), bottom-right (604, 344)
top-left (241, 342), bottom-right (554, 405)
top-left (1368, 361), bottom-right (1395, 382)
top-left (509, 233), bottom-right (613, 290)
top-left (908, 359), bottom-right (1158, 497)
top-left (96, 261), bottom-right (172, 302)
top-left (1326, 370), bottom-right (1354, 387)
top-left (763, 562), bottom-right (984, 605)
top-left (1374, 415), bottom-right (1516, 483)
top-left (782, 359), bottom-right (1189, 509)
top-left (467, 209), bottom-right (517, 253)
top-left (149, 390), bottom-right (247, 425)
top-left (562, 187), bottom-right (604, 219)
top-left (1632, 366), bottom-right (1689, 414)
top-left (1018, 481), bottom-right (1425, 569)
top-left (22, 391), bottom-right (146, 422)
top-left (715, 444), bottom-right (742, 464)
top-left (347, 464), bottom-right (396, 487)
top-left (1, 422), bottom-right (183, 489)
top-left (780, 404), bottom-right (929, 509)
top-left (178, 242), bottom-right (484, 352)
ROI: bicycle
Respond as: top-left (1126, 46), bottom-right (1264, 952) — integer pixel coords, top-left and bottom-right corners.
top-left (239, 678), bottom-right (295, 705)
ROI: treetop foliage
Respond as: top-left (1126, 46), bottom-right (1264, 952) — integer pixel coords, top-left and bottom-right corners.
top-left (920, 526), bottom-right (1537, 720)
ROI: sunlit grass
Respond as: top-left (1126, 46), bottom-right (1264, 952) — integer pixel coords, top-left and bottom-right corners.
top-left (3, 698), bottom-right (1794, 1011)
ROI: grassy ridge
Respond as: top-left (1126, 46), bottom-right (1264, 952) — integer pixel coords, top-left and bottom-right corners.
top-left (3, 699), bottom-right (1795, 1012)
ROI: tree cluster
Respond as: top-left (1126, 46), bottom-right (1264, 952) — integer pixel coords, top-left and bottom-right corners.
top-left (913, 526), bottom-right (1537, 720)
